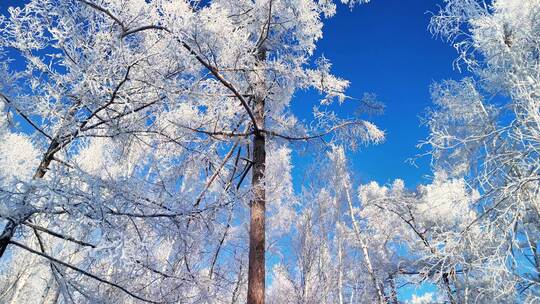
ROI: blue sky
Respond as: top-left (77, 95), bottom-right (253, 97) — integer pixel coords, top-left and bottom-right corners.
top-left (300, 0), bottom-right (464, 188)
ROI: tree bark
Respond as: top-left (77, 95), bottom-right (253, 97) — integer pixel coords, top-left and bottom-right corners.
top-left (247, 48), bottom-right (267, 304)
top-left (0, 219), bottom-right (16, 257)
top-left (247, 111), bottom-right (266, 304)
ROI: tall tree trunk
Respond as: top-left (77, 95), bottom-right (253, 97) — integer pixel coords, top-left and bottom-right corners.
top-left (247, 48), bottom-right (267, 304)
top-left (247, 112), bottom-right (266, 304)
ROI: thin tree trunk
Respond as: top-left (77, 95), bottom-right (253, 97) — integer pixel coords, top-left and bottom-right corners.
top-left (345, 188), bottom-right (386, 304)
top-left (337, 227), bottom-right (344, 304)
top-left (247, 48), bottom-right (267, 304)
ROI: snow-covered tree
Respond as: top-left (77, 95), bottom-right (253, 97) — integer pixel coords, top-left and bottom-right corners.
top-left (268, 146), bottom-right (393, 304)
top-left (0, 0), bottom-right (382, 303)
top-left (423, 0), bottom-right (540, 301)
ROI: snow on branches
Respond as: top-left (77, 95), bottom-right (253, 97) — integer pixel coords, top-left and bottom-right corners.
top-left (0, 0), bottom-right (379, 303)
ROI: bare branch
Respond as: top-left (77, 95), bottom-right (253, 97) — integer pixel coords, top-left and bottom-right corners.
top-left (9, 240), bottom-right (161, 304)
top-left (23, 222), bottom-right (96, 248)
top-left (78, 0), bottom-right (126, 32)
top-left (262, 121), bottom-right (364, 141)
top-left (194, 142), bottom-right (239, 207)
top-left (79, 64), bottom-right (133, 131)
top-left (170, 121), bottom-right (254, 139)
top-left (1, 93), bottom-right (53, 140)
top-left (122, 25), bottom-right (169, 38)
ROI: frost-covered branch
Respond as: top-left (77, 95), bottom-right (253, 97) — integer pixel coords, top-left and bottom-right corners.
top-left (9, 240), bottom-right (161, 304)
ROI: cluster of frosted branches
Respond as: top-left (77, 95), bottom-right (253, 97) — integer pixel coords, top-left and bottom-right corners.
top-left (0, 0), bottom-right (381, 303)
top-left (6, 0), bottom-right (538, 303)
top-left (422, 0), bottom-right (540, 301)
top-left (268, 148), bottom-right (484, 303)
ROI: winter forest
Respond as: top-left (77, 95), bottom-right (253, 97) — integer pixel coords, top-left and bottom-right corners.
top-left (0, 0), bottom-right (539, 303)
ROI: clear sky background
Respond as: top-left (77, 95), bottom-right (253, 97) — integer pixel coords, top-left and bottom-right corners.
top-left (301, 0), bottom-right (463, 189)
